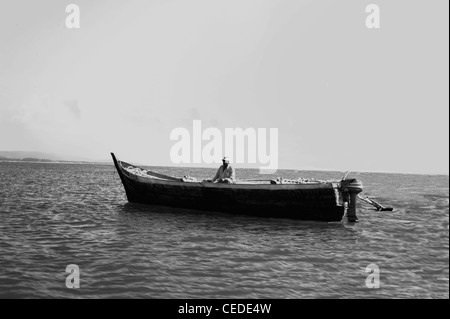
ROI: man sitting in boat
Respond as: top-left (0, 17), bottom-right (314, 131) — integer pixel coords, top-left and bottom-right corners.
top-left (211, 157), bottom-right (235, 184)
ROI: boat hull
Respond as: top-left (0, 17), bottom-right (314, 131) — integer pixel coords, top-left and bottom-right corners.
top-left (111, 153), bottom-right (351, 222)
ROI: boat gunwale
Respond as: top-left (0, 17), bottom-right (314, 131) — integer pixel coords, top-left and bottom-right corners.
top-left (116, 157), bottom-right (341, 191)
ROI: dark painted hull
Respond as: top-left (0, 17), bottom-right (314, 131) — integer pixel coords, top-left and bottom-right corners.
top-left (111, 153), bottom-right (353, 222)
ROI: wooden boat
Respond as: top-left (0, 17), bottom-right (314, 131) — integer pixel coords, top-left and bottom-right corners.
top-left (111, 153), bottom-right (363, 222)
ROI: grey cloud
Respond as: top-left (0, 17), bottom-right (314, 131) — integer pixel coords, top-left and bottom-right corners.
top-left (64, 100), bottom-right (81, 120)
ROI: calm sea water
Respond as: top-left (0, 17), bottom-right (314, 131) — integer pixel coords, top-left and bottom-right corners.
top-left (0, 161), bottom-right (448, 298)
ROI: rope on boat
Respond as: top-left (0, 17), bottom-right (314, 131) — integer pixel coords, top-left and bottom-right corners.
top-left (341, 171), bottom-right (351, 181)
top-left (270, 177), bottom-right (321, 185)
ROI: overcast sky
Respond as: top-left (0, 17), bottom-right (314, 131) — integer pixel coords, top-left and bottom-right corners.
top-left (0, 0), bottom-right (448, 174)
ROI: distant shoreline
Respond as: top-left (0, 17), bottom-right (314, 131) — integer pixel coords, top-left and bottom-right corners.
top-left (0, 158), bottom-right (112, 166)
top-left (0, 158), bottom-right (448, 177)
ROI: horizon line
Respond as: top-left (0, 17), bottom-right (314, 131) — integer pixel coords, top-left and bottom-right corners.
top-left (1, 157), bottom-right (448, 177)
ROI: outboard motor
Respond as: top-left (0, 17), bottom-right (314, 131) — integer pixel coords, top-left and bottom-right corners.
top-left (341, 179), bottom-right (363, 222)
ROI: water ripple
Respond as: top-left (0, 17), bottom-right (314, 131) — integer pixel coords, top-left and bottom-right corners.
top-left (0, 162), bottom-right (448, 298)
